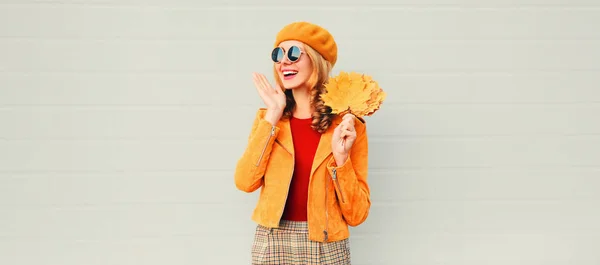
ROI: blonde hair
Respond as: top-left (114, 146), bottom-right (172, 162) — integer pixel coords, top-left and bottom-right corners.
top-left (273, 44), bottom-right (334, 133)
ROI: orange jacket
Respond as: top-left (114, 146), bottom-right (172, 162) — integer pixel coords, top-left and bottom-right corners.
top-left (234, 108), bottom-right (371, 242)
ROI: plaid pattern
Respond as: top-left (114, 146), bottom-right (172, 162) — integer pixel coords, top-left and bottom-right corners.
top-left (252, 220), bottom-right (351, 265)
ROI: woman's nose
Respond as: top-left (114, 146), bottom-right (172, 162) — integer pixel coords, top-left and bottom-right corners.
top-left (281, 54), bottom-right (292, 65)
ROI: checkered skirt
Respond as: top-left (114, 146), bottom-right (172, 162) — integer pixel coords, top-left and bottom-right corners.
top-left (252, 220), bottom-right (351, 265)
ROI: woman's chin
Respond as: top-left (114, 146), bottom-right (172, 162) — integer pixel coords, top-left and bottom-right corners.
top-left (282, 81), bottom-right (307, 90)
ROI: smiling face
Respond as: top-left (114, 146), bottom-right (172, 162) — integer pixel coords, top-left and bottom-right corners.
top-left (273, 40), bottom-right (314, 90)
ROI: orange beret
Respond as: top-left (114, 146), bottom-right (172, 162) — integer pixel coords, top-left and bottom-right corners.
top-left (274, 21), bottom-right (338, 66)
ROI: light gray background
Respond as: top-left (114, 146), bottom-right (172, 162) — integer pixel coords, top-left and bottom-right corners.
top-left (1, 0), bottom-right (600, 264)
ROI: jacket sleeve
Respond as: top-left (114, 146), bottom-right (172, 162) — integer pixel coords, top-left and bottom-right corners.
top-left (234, 108), bottom-right (281, 193)
top-left (326, 118), bottom-right (371, 226)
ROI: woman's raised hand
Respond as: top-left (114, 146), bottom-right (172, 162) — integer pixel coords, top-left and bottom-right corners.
top-left (332, 113), bottom-right (358, 165)
top-left (253, 73), bottom-right (286, 125)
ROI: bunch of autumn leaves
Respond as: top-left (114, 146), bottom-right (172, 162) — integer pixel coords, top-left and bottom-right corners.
top-left (320, 71), bottom-right (387, 117)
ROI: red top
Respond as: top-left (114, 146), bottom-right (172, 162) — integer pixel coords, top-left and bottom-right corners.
top-left (281, 116), bottom-right (321, 221)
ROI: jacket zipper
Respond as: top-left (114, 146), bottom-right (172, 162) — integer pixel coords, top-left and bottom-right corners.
top-left (255, 125), bottom-right (276, 166)
top-left (269, 137), bottom-right (293, 230)
top-left (324, 177), bottom-right (329, 242)
top-left (332, 168), bottom-right (345, 203)
top-left (277, 157), bottom-right (294, 229)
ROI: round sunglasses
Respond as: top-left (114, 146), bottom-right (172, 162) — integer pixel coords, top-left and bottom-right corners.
top-left (271, 45), bottom-right (304, 63)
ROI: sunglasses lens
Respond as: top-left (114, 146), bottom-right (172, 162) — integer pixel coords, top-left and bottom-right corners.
top-left (271, 47), bottom-right (283, 62)
top-left (288, 46), bottom-right (301, 62)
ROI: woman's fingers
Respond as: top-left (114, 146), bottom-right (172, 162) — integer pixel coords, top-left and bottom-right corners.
top-left (273, 82), bottom-right (283, 94)
top-left (338, 119), bottom-right (355, 133)
top-left (340, 129), bottom-right (348, 139)
top-left (254, 73), bottom-right (265, 88)
top-left (335, 115), bottom-right (358, 150)
top-left (252, 73), bottom-right (264, 91)
top-left (253, 73), bottom-right (284, 96)
top-left (256, 73), bottom-right (264, 87)
top-left (252, 73), bottom-right (267, 90)
top-left (342, 114), bottom-right (356, 128)
top-left (258, 74), bottom-right (274, 93)
top-left (252, 76), bottom-right (264, 96)
top-left (338, 121), bottom-right (356, 139)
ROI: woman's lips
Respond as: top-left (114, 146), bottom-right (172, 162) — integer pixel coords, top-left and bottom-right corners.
top-left (282, 69), bottom-right (298, 80)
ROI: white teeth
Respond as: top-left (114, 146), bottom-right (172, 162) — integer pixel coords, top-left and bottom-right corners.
top-left (283, 71), bottom-right (298, 76)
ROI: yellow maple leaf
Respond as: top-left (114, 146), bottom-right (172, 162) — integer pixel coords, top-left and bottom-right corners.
top-left (321, 71), bottom-right (386, 117)
top-left (364, 79), bottom-right (387, 116)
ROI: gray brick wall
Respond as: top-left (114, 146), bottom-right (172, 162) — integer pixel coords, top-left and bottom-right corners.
top-left (1, 1), bottom-right (599, 264)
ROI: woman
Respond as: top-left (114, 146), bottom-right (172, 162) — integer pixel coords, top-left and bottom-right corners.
top-left (234, 21), bottom-right (371, 265)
